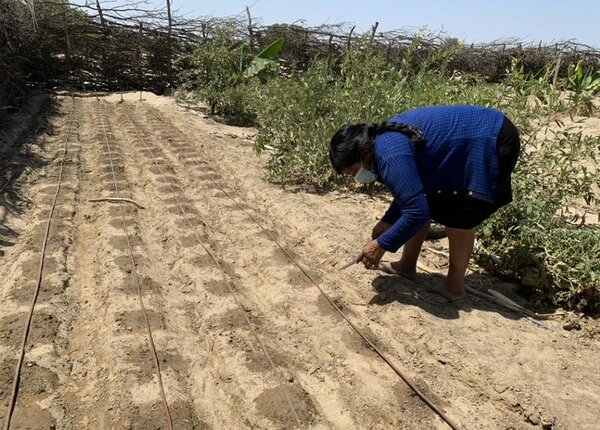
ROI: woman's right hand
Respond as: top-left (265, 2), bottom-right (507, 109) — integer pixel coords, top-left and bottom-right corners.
top-left (371, 220), bottom-right (392, 239)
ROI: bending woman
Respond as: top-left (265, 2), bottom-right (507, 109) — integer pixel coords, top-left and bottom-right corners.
top-left (329, 105), bottom-right (520, 304)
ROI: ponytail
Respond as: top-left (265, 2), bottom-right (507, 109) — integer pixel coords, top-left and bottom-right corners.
top-left (369, 121), bottom-right (426, 145)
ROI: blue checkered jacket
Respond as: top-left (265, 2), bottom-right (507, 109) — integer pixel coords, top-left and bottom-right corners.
top-left (372, 105), bottom-right (505, 252)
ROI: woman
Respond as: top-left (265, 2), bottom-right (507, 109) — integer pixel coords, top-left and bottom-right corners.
top-left (329, 105), bottom-right (520, 304)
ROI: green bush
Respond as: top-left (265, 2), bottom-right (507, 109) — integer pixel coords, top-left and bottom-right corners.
top-left (477, 128), bottom-right (599, 311)
top-left (564, 60), bottom-right (600, 115)
top-left (251, 42), bottom-right (510, 186)
top-left (178, 26), bottom-right (241, 115)
top-left (178, 26), bottom-right (283, 125)
top-left (251, 61), bottom-right (340, 185)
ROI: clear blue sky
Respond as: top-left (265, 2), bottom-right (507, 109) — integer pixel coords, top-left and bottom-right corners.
top-left (171, 0), bottom-right (600, 48)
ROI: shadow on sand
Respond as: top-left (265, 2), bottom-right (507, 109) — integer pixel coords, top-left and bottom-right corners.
top-left (0, 91), bottom-right (60, 256)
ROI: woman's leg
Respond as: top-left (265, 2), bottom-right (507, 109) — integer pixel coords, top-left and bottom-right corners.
top-left (419, 227), bottom-right (473, 303)
top-left (379, 221), bottom-right (430, 279)
top-left (443, 227), bottom-right (474, 295)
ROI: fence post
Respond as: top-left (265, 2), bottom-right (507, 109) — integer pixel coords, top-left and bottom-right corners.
top-left (552, 53), bottom-right (563, 88)
top-left (96, 0), bottom-right (106, 29)
top-left (64, 29), bottom-right (73, 87)
top-left (369, 22), bottom-right (379, 45)
top-left (201, 22), bottom-right (207, 41)
top-left (166, 0), bottom-right (173, 86)
top-left (29, 0), bottom-right (38, 32)
top-left (346, 25), bottom-right (355, 50)
top-left (137, 21), bottom-right (143, 89)
top-left (65, 31), bottom-right (72, 60)
top-left (246, 6), bottom-right (255, 53)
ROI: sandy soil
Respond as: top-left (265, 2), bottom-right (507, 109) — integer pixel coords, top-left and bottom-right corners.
top-left (0, 92), bottom-right (598, 429)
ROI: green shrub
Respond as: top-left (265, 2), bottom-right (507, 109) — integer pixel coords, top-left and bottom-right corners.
top-left (564, 60), bottom-right (600, 115)
top-left (251, 61), bottom-right (339, 185)
top-left (477, 128), bottom-right (599, 311)
top-left (251, 42), bottom-right (510, 186)
top-left (178, 27), bottom-right (283, 124)
top-left (178, 25), bottom-right (241, 115)
top-left (218, 82), bottom-right (259, 126)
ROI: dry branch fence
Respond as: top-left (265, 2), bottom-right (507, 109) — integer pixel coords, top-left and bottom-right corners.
top-left (2, 1), bottom-right (600, 119)
top-left (252, 22), bottom-right (600, 81)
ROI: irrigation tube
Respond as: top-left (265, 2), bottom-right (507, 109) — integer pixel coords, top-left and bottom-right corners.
top-left (96, 102), bottom-right (174, 430)
top-left (202, 169), bottom-right (461, 430)
top-left (4, 98), bottom-right (76, 430)
top-left (143, 105), bottom-right (461, 430)
top-left (120, 105), bottom-right (304, 428)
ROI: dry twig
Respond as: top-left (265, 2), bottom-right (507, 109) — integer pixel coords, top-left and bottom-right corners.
top-left (88, 197), bottom-right (145, 209)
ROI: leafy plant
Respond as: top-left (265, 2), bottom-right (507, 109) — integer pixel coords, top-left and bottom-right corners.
top-left (252, 42), bottom-right (507, 186)
top-left (566, 60), bottom-right (600, 93)
top-left (242, 39), bottom-right (284, 78)
top-left (564, 60), bottom-right (600, 115)
top-left (178, 25), bottom-right (241, 115)
top-left (476, 128), bottom-right (599, 311)
top-left (178, 29), bottom-right (283, 122)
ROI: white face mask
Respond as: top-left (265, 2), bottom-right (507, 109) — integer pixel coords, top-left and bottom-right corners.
top-left (354, 167), bottom-right (377, 184)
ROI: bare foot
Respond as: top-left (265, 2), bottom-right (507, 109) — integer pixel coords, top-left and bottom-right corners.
top-left (378, 261), bottom-right (417, 281)
top-left (418, 286), bottom-right (465, 305)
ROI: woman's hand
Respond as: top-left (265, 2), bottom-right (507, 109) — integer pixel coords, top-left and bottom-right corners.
top-left (371, 220), bottom-right (392, 239)
top-left (357, 239), bottom-right (386, 270)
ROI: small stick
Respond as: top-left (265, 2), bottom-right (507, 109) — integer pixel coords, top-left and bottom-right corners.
top-left (526, 316), bottom-right (556, 332)
top-left (488, 289), bottom-right (564, 320)
top-left (89, 197), bottom-right (145, 209)
top-left (427, 248), bottom-right (449, 258)
top-left (418, 263), bottom-right (560, 321)
top-left (339, 258), bottom-right (357, 270)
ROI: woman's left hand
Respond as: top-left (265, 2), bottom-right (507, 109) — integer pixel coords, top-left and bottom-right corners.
top-left (357, 239), bottom-right (386, 270)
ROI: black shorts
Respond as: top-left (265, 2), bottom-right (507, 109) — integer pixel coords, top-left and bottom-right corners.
top-left (427, 116), bottom-right (521, 230)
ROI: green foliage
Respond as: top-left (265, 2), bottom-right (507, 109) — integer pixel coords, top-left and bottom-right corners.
top-left (566, 60), bottom-right (600, 93)
top-left (217, 82), bottom-right (259, 126)
top-left (251, 42), bottom-right (506, 186)
top-left (497, 59), bottom-right (569, 133)
top-left (477, 129), bottom-right (599, 311)
top-left (179, 29), bottom-right (283, 122)
top-left (251, 61), bottom-right (339, 185)
top-left (178, 25), bottom-right (241, 115)
top-left (564, 60), bottom-right (600, 115)
top-left (243, 39), bottom-right (284, 78)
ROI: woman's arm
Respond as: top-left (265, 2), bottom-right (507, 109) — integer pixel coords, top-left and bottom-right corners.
top-left (382, 200), bottom-right (402, 224)
top-left (374, 147), bottom-right (430, 252)
top-left (377, 193), bottom-right (430, 252)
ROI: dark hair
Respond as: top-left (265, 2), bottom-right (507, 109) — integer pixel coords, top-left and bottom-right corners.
top-left (329, 121), bottom-right (426, 173)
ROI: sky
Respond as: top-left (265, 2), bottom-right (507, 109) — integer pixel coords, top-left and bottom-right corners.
top-left (169, 0), bottom-right (600, 48)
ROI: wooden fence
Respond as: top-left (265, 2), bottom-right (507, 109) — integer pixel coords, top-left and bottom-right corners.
top-left (2, 0), bottom-right (599, 117)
